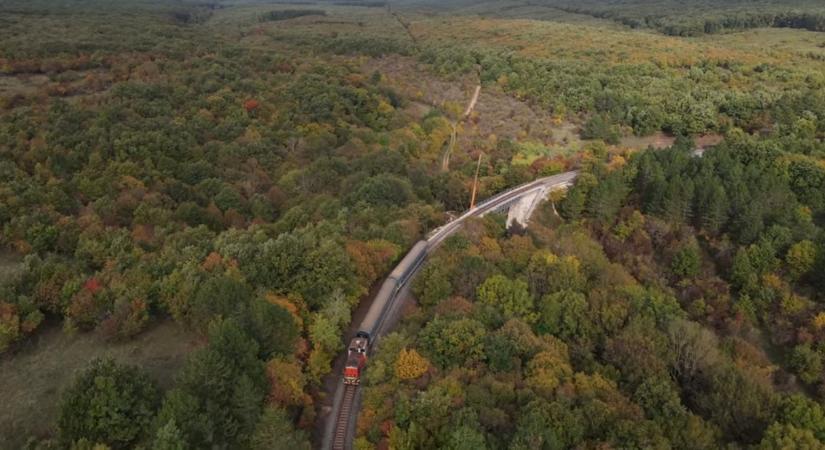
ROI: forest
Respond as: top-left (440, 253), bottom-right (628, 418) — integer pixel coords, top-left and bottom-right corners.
top-left (533, 0), bottom-right (825, 36)
top-left (0, 0), bottom-right (823, 448)
top-left (362, 132), bottom-right (825, 448)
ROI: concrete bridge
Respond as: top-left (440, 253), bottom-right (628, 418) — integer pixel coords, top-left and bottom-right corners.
top-left (488, 178), bottom-right (575, 228)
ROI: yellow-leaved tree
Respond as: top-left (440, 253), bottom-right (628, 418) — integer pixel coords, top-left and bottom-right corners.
top-left (395, 348), bottom-right (429, 380)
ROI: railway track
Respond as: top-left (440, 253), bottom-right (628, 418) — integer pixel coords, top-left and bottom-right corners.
top-left (332, 384), bottom-right (357, 450)
top-left (323, 172), bottom-right (579, 449)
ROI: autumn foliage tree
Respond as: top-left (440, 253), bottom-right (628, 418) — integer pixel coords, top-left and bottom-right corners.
top-left (243, 99), bottom-right (260, 112)
top-left (266, 357), bottom-right (309, 408)
top-left (395, 348), bottom-right (429, 380)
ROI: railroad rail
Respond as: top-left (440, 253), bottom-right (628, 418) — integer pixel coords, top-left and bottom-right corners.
top-left (332, 385), bottom-right (356, 450)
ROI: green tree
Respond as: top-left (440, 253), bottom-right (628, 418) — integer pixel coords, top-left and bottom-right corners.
top-left (510, 399), bottom-right (584, 450)
top-left (476, 275), bottom-right (535, 324)
top-left (671, 244), bottom-right (701, 279)
top-left (349, 173), bottom-right (414, 207)
top-left (581, 114), bottom-right (621, 144)
top-left (537, 290), bottom-right (592, 341)
top-left (696, 367), bottom-right (775, 444)
top-left (250, 407), bottom-right (311, 450)
top-left (156, 319), bottom-right (266, 449)
top-left (152, 420), bottom-right (186, 450)
top-left (527, 252), bottom-right (586, 298)
top-left (789, 344), bottom-right (823, 385)
top-left (420, 316), bottom-right (486, 368)
top-left (585, 171), bottom-right (629, 225)
top-left (153, 391), bottom-right (212, 449)
top-left (214, 185), bottom-right (245, 212)
top-left (696, 182), bottom-right (728, 234)
top-left (445, 426), bottom-right (487, 450)
top-left (759, 423), bottom-right (822, 449)
top-left (413, 262), bottom-right (452, 307)
top-left (730, 248), bottom-right (759, 293)
top-left (633, 377), bottom-right (685, 421)
top-left (786, 240), bottom-right (816, 281)
top-left (776, 395), bottom-right (825, 441)
top-left (242, 296), bottom-right (299, 359)
top-left (58, 358), bottom-right (160, 449)
top-left (484, 333), bottom-right (518, 373)
top-left (558, 185), bottom-right (587, 221)
top-left (189, 275), bottom-right (253, 331)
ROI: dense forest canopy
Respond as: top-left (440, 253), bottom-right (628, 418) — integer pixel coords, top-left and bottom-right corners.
top-left (0, 0), bottom-right (823, 448)
top-left (361, 135), bottom-right (825, 448)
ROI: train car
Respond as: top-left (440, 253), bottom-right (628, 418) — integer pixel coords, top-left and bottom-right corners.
top-left (359, 278), bottom-right (396, 340)
top-left (388, 240), bottom-right (428, 288)
top-left (358, 240), bottom-right (429, 339)
top-left (343, 335), bottom-right (369, 385)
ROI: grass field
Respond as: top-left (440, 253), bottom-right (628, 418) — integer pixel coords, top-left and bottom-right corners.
top-left (0, 320), bottom-right (201, 448)
top-left (0, 250), bottom-right (22, 286)
top-left (692, 27), bottom-right (825, 61)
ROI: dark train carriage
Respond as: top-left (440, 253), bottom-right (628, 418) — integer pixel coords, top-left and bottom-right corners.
top-left (388, 241), bottom-right (428, 287)
top-left (359, 278), bottom-right (396, 339)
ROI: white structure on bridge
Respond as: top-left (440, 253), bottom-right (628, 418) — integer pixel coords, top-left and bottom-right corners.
top-left (503, 180), bottom-right (574, 228)
top-left (428, 171), bottom-right (579, 248)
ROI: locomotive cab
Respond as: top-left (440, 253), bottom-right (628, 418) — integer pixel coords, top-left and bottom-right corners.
top-left (343, 334), bottom-right (370, 385)
top-left (349, 335), bottom-right (369, 354)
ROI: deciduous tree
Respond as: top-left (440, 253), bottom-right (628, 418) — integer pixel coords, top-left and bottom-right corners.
top-left (395, 348), bottom-right (430, 380)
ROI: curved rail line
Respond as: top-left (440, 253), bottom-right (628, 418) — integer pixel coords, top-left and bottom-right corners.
top-left (325, 171), bottom-right (579, 450)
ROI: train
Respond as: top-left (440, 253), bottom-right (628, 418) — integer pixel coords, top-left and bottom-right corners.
top-left (343, 240), bottom-right (428, 385)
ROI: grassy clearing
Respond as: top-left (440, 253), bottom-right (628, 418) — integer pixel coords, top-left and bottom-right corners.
top-left (692, 27), bottom-right (825, 61)
top-left (0, 320), bottom-right (201, 448)
top-left (361, 55), bottom-right (570, 168)
top-left (0, 250), bottom-right (22, 286)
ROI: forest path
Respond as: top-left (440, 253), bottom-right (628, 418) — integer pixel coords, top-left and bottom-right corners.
top-left (441, 84), bottom-right (481, 172)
